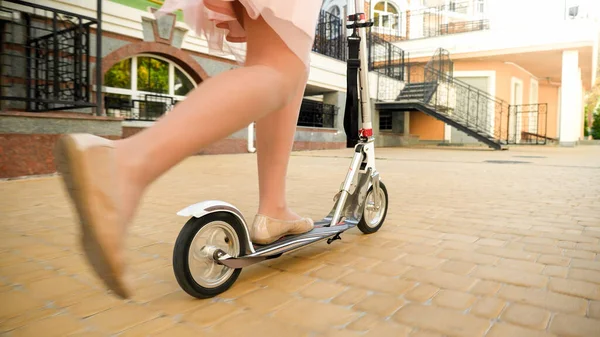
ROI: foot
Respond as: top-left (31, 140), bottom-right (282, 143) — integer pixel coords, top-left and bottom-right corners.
top-left (249, 212), bottom-right (314, 245)
top-left (54, 134), bottom-right (140, 299)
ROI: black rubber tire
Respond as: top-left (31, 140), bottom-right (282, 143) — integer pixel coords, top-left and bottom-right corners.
top-left (172, 212), bottom-right (248, 299)
top-left (357, 181), bottom-right (389, 234)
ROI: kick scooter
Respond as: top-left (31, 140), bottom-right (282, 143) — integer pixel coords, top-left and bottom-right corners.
top-left (171, 2), bottom-right (389, 298)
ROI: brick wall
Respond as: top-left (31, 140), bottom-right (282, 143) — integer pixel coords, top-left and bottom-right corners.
top-left (0, 112), bottom-right (122, 179)
top-left (1, 121), bottom-right (346, 179)
top-left (123, 126), bottom-right (346, 156)
top-left (0, 133), bottom-right (120, 179)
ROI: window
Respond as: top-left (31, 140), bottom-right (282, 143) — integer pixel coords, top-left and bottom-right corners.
top-left (103, 54), bottom-right (196, 120)
top-left (449, 1), bottom-right (457, 11)
top-left (476, 0), bottom-right (485, 14)
top-left (373, 1), bottom-right (400, 34)
top-left (328, 5), bottom-right (340, 16)
top-left (379, 111), bottom-right (393, 131)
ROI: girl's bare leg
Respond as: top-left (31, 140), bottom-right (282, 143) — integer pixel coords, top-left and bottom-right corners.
top-left (255, 77), bottom-right (307, 221)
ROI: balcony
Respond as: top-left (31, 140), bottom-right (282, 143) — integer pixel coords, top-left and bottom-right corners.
top-left (0, 0), bottom-right (100, 112)
top-left (312, 9), bottom-right (346, 62)
top-left (371, 0), bottom-right (489, 41)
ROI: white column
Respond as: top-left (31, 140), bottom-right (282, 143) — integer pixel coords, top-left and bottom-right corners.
top-left (557, 86), bottom-right (561, 138)
top-left (575, 68), bottom-right (583, 141)
top-left (558, 50), bottom-right (579, 146)
top-left (581, 79), bottom-right (586, 139)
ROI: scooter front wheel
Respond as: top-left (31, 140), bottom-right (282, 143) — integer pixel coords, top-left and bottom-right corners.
top-left (172, 212), bottom-right (248, 299)
top-left (357, 181), bottom-right (389, 234)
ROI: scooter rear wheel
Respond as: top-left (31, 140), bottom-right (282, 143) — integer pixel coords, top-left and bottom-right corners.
top-left (172, 212), bottom-right (247, 299)
top-left (357, 181), bottom-right (389, 234)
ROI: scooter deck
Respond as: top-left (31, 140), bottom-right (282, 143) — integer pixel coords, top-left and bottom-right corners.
top-left (252, 218), bottom-right (355, 249)
top-left (217, 218), bottom-right (357, 268)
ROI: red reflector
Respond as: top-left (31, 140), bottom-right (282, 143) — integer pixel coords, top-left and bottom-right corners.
top-left (347, 13), bottom-right (366, 21)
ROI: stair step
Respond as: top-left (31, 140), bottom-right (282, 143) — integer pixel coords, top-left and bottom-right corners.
top-left (400, 91), bottom-right (426, 94)
top-left (399, 89), bottom-right (429, 94)
top-left (398, 96), bottom-right (425, 100)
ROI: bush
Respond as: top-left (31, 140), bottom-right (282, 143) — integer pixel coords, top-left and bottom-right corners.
top-left (592, 106), bottom-right (600, 139)
top-left (584, 106), bottom-right (590, 137)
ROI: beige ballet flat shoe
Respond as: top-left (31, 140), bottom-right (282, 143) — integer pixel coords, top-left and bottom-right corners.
top-left (54, 134), bottom-right (131, 299)
top-left (249, 214), bottom-right (314, 245)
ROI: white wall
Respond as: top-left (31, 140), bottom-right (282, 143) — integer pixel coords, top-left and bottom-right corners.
top-left (395, 16), bottom-right (598, 59)
top-left (372, 0), bottom-right (599, 60)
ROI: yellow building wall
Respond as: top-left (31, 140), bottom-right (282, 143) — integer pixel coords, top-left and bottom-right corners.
top-left (410, 111), bottom-right (445, 140)
top-left (539, 83), bottom-right (560, 139)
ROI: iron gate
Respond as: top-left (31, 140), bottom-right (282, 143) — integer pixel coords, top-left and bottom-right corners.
top-left (506, 103), bottom-right (548, 145)
top-left (0, 0), bottom-right (99, 112)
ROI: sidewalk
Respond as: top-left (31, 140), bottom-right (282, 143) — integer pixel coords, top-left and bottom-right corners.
top-left (1, 146), bottom-right (599, 336)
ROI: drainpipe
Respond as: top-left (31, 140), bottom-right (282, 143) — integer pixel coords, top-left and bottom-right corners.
top-left (247, 122), bottom-right (256, 153)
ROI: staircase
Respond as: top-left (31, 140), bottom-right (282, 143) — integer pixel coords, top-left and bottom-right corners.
top-left (396, 82), bottom-right (438, 101)
top-left (376, 48), bottom-right (508, 150)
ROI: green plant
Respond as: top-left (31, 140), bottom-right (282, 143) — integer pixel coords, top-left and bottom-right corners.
top-left (584, 106), bottom-right (590, 137)
top-left (592, 105), bottom-right (600, 139)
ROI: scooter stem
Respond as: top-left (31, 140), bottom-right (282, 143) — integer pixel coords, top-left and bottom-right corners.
top-left (354, 0), bottom-right (373, 135)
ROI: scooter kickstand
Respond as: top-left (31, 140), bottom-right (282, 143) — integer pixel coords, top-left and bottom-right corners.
top-left (327, 233), bottom-right (342, 244)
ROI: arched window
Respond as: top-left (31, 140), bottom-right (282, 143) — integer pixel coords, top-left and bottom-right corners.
top-left (373, 1), bottom-right (400, 34)
top-left (316, 5), bottom-right (343, 41)
top-left (328, 5), bottom-right (340, 17)
top-left (103, 54), bottom-right (197, 120)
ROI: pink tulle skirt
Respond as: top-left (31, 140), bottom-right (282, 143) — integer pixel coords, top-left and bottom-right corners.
top-left (157, 0), bottom-right (322, 68)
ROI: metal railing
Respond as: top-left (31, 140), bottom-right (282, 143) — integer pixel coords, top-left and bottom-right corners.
top-left (297, 99), bottom-right (337, 128)
top-left (430, 69), bottom-right (510, 141)
top-left (506, 103), bottom-right (550, 145)
top-left (425, 48), bottom-right (453, 78)
top-left (0, 0), bottom-right (99, 112)
top-left (399, 49), bottom-right (508, 141)
top-left (379, 48), bottom-right (550, 146)
top-left (105, 93), bottom-right (179, 121)
top-left (367, 30), bottom-right (407, 81)
top-left (312, 9), bottom-right (346, 61)
top-left (370, 26), bottom-right (406, 42)
top-left (367, 30), bottom-right (408, 101)
top-left (388, 0), bottom-right (489, 40)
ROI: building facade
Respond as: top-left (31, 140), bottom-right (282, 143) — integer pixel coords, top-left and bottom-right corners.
top-left (0, 0), bottom-right (356, 178)
top-left (1, 0), bottom-right (598, 178)
top-left (368, 0), bottom-right (599, 147)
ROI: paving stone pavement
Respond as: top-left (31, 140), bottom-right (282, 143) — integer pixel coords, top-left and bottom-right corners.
top-left (1, 145), bottom-right (600, 337)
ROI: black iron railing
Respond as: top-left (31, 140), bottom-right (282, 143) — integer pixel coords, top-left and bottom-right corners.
top-left (431, 69), bottom-right (510, 141)
top-left (312, 10), bottom-right (346, 61)
top-left (425, 48), bottom-right (453, 78)
top-left (399, 49), bottom-right (508, 141)
top-left (370, 26), bottom-right (406, 43)
top-left (367, 31), bottom-right (408, 101)
top-left (506, 104), bottom-right (549, 145)
top-left (367, 31), bottom-right (407, 81)
top-left (297, 99), bottom-right (337, 128)
top-left (0, 0), bottom-right (99, 112)
top-left (378, 48), bottom-right (551, 147)
top-left (105, 93), bottom-right (179, 121)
